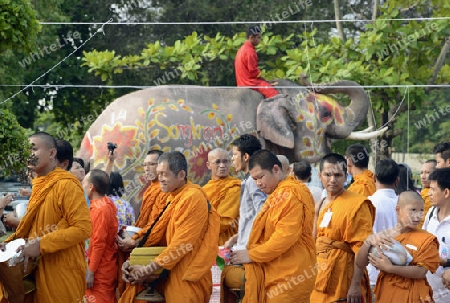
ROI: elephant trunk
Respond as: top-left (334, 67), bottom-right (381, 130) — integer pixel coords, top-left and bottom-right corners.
top-left (316, 80), bottom-right (369, 138)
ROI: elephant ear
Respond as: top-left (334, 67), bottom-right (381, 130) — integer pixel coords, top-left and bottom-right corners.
top-left (256, 95), bottom-right (295, 149)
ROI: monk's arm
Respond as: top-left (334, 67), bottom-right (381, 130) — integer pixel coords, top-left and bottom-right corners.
top-left (383, 265), bottom-right (428, 279)
top-left (88, 209), bottom-right (108, 273)
top-left (249, 194), bottom-right (302, 263)
top-left (153, 195), bottom-right (208, 270)
top-left (40, 181), bottom-right (92, 253)
top-left (347, 242), bottom-right (370, 300)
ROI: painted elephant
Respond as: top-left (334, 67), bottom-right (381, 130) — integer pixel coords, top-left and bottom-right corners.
top-left (77, 80), bottom-right (379, 210)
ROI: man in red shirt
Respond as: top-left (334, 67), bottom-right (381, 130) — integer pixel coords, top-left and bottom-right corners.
top-left (235, 26), bottom-right (279, 98)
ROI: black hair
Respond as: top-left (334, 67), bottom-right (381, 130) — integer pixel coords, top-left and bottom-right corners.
top-left (395, 163), bottom-right (417, 195)
top-left (319, 153), bottom-right (347, 173)
top-left (158, 151), bottom-right (187, 180)
top-left (425, 159), bottom-right (437, 166)
top-left (428, 168), bottom-right (450, 191)
top-left (345, 144), bottom-right (370, 168)
top-left (433, 142), bottom-right (450, 162)
top-left (29, 131), bottom-right (57, 149)
top-left (247, 25), bottom-right (262, 38)
top-left (147, 149), bottom-right (163, 157)
top-left (292, 160), bottom-right (312, 181)
top-left (73, 157), bottom-right (85, 169)
top-left (375, 159), bottom-right (399, 185)
top-left (231, 134), bottom-right (262, 157)
top-left (56, 139), bottom-right (74, 171)
top-left (248, 150), bottom-right (282, 171)
top-left (109, 171), bottom-right (125, 197)
top-left (88, 169), bottom-right (110, 196)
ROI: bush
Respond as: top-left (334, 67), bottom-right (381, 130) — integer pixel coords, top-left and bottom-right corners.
top-left (0, 109), bottom-right (30, 178)
top-left (0, 0), bottom-right (41, 54)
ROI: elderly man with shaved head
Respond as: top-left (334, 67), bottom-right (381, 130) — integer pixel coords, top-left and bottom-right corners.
top-left (203, 148), bottom-right (241, 245)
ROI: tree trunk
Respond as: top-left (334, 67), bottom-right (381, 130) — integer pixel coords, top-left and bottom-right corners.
top-left (334, 0), bottom-right (345, 41)
top-left (427, 36), bottom-right (450, 92)
top-left (372, 0), bottom-right (379, 20)
top-left (378, 109), bottom-right (392, 161)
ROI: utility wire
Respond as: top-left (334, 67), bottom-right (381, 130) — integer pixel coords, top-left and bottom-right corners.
top-left (39, 17), bottom-right (450, 25)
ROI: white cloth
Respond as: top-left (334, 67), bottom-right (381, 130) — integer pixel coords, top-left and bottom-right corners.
top-left (236, 173), bottom-right (267, 247)
top-left (367, 188), bottom-right (399, 286)
top-left (307, 184), bottom-right (323, 204)
top-left (423, 207), bottom-right (450, 303)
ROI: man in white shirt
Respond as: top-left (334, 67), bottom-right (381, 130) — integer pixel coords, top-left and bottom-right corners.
top-left (423, 168), bottom-right (450, 303)
top-left (367, 159), bottom-right (400, 287)
top-left (221, 134), bottom-right (267, 302)
top-left (291, 160), bottom-right (323, 204)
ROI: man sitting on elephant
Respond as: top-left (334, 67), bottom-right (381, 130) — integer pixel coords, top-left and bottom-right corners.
top-left (235, 25), bottom-right (279, 99)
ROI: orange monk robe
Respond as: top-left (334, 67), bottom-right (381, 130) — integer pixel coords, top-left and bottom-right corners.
top-left (243, 178), bottom-right (316, 303)
top-left (86, 196), bottom-right (119, 303)
top-left (135, 180), bottom-right (164, 228)
top-left (374, 229), bottom-right (440, 303)
top-left (119, 182), bottom-right (220, 303)
top-left (3, 168), bottom-right (92, 303)
top-left (202, 176), bottom-right (241, 245)
top-left (115, 181), bottom-right (168, 295)
top-left (311, 190), bottom-right (375, 303)
top-left (348, 170), bottom-right (376, 197)
top-left (420, 187), bottom-right (431, 227)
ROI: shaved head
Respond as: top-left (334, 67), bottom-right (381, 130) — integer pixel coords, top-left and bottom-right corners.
top-left (29, 132), bottom-right (57, 149)
top-left (276, 155), bottom-right (290, 174)
top-left (207, 148), bottom-right (231, 180)
top-left (208, 148), bottom-right (228, 160)
top-left (397, 191), bottom-right (424, 207)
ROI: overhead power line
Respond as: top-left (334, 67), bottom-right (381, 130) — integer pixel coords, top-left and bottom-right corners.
top-left (39, 17), bottom-right (450, 25)
top-left (0, 84), bottom-right (448, 89)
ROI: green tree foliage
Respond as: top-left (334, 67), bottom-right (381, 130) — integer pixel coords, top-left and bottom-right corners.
top-left (82, 1), bottom-right (449, 158)
top-left (0, 0), bottom-right (41, 54)
top-left (0, 109), bottom-right (30, 177)
top-left (1, 0), bottom-right (449, 156)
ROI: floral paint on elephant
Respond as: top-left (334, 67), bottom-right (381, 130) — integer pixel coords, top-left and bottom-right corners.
top-left (79, 98), bottom-right (254, 206)
top-left (292, 91), bottom-right (346, 159)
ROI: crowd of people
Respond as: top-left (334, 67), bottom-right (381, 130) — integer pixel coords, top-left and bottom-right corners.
top-left (0, 131), bottom-right (449, 303)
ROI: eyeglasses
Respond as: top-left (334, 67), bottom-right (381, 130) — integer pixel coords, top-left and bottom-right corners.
top-left (144, 162), bottom-right (158, 167)
top-left (210, 159), bottom-right (230, 165)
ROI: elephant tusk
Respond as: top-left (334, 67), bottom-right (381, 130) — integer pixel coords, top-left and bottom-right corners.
top-left (347, 126), bottom-right (389, 140)
top-left (351, 126), bottom-right (374, 134)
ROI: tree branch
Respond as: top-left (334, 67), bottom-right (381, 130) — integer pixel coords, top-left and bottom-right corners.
top-left (426, 36), bottom-right (450, 92)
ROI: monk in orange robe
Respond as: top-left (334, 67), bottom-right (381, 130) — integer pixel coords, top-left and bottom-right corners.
top-left (419, 159), bottom-right (437, 227)
top-left (0, 132), bottom-right (91, 303)
top-left (229, 150), bottom-right (315, 303)
top-left (84, 169), bottom-right (119, 303)
top-left (311, 153), bottom-right (375, 303)
top-left (134, 150), bottom-right (165, 228)
top-left (346, 144), bottom-right (376, 197)
top-left (348, 191), bottom-right (440, 303)
top-left (235, 26), bottom-right (278, 98)
top-left (203, 148), bottom-right (241, 245)
top-left (116, 150), bottom-right (168, 295)
top-left (119, 151), bottom-right (220, 303)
